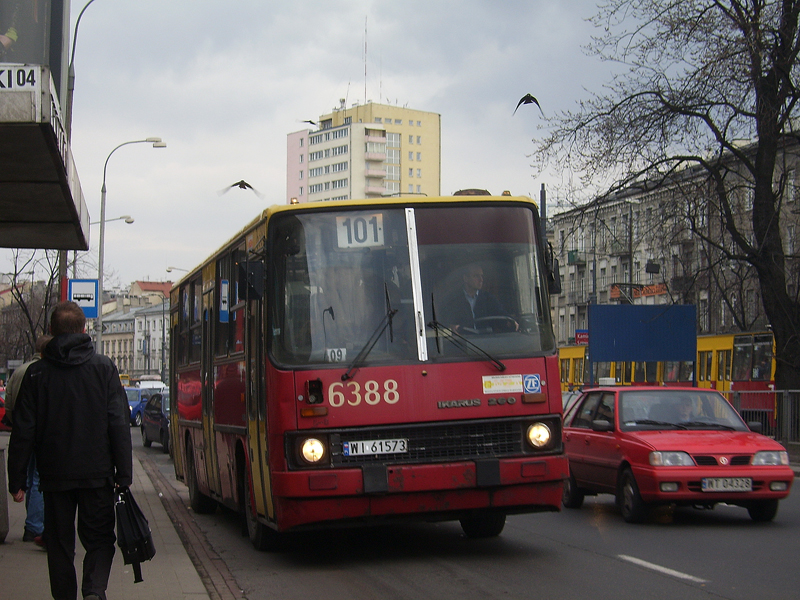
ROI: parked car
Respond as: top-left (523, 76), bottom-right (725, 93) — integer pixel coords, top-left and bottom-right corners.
top-left (126, 387), bottom-right (157, 427)
top-left (141, 391), bottom-right (170, 454)
top-left (562, 386), bottom-right (794, 523)
top-left (0, 387), bottom-right (8, 432)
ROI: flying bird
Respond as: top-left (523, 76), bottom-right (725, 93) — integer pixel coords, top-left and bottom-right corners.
top-left (299, 119), bottom-right (317, 126)
top-left (513, 93), bottom-right (544, 116)
top-left (218, 180), bottom-right (264, 199)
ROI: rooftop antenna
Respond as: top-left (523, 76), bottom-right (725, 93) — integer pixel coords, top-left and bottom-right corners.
top-left (364, 16), bottom-right (368, 105)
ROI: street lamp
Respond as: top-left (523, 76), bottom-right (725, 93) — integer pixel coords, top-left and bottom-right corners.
top-left (165, 266), bottom-right (188, 273)
top-left (97, 138), bottom-right (166, 353)
top-left (91, 215), bottom-right (135, 225)
top-left (73, 216), bottom-right (135, 278)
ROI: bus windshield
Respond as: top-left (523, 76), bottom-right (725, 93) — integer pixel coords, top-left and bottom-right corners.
top-left (269, 203), bottom-right (554, 368)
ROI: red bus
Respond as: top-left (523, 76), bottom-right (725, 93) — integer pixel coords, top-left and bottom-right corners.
top-left (169, 195), bottom-right (568, 549)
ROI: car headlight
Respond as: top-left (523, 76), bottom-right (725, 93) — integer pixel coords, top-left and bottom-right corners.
top-left (649, 451), bottom-right (694, 466)
top-left (526, 422), bottom-right (552, 448)
top-left (752, 451), bottom-right (789, 466)
top-left (300, 438), bottom-right (326, 464)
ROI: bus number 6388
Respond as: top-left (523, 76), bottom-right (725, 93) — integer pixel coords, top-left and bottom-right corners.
top-left (328, 380), bottom-right (400, 407)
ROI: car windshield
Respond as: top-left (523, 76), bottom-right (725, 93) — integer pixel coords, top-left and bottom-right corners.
top-left (618, 390), bottom-right (749, 432)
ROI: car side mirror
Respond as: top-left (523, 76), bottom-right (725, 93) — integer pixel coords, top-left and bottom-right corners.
top-left (591, 419), bottom-right (614, 432)
top-left (747, 421), bottom-right (763, 434)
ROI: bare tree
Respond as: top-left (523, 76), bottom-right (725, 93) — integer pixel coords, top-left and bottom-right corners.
top-left (536, 0), bottom-right (800, 388)
top-left (0, 250), bottom-right (60, 362)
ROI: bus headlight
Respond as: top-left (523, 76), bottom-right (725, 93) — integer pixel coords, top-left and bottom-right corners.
top-left (526, 422), bottom-right (552, 448)
top-left (300, 438), bottom-right (326, 464)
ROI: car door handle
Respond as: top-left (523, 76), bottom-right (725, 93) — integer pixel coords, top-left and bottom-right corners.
top-left (584, 438), bottom-right (591, 445)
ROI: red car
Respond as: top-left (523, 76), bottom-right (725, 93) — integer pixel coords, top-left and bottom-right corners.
top-left (562, 386), bottom-right (793, 522)
top-left (0, 387), bottom-right (9, 431)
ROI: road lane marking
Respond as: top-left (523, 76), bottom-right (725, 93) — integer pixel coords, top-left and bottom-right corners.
top-left (618, 555), bottom-right (708, 583)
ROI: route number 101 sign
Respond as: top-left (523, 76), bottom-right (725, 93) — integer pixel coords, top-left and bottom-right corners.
top-left (336, 213), bottom-right (384, 248)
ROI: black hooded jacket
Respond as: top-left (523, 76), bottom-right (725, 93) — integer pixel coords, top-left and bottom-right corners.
top-left (7, 333), bottom-right (133, 493)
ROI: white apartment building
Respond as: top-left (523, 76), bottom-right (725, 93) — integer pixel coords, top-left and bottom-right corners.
top-left (287, 101), bottom-right (441, 203)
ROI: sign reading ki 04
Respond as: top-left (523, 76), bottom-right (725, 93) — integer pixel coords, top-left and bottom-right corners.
top-left (69, 279), bottom-right (99, 318)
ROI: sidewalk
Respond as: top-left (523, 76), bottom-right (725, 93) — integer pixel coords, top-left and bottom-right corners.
top-left (1, 433), bottom-right (210, 600)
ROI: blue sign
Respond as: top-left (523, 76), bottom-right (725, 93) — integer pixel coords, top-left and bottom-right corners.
top-left (68, 279), bottom-right (99, 318)
top-left (523, 374), bottom-right (541, 393)
top-left (219, 279), bottom-right (229, 323)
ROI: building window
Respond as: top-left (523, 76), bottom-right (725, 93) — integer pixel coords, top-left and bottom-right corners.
top-left (309, 150), bottom-right (324, 161)
top-left (417, 168), bottom-right (421, 177)
top-left (309, 166), bottom-right (324, 177)
top-left (332, 162), bottom-right (348, 172)
top-left (408, 151), bottom-right (414, 160)
top-left (409, 120), bottom-right (414, 126)
top-left (299, 170), bottom-right (303, 179)
top-left (416, 185), bottom-right (421, 193)
top-left (309, 183), bottom-right (324, 194)
top-left (409, 135), bottom-right (414, 143)
top-left (332, 128), bottom-right (349, 139)
top-left (299, 138), bottom-right (304, 147)
top-left (344, 117), bottom-right (352, 124)
top-left (416, 136), bottom-right (421, 144)
top-left (395, 119), bottom-right (402, 124)
top-left (417, 121), bottom-right (421, 126)
top-left (386, 165), bottom-right (399, 179)
top-left (332, 178), bottom-right (348, 189)
top-left (299, 186), bottom-right (303, 195)
top-left (408, 184), bottom-right (413, 193)
top-left (416, 152), bottom-right (421, 161)
top-left (387, 148), bottom-right (400, 163)
top-left (409, 168), bottom-right (413, 177)
top-left (387, 132), bottom-right (400, 147)
top-left (332, 145), bottom-right (348, 156)
top-left (375, 117), bottom-right (382, 123)
top-left (299, 154), bottom-right (304, 163)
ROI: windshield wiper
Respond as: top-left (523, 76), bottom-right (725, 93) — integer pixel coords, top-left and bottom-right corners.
top-left (341, 283), bottom-right (398, 381)
top-left (678, 420), bottom-right (737, 431)
top-left (427, 319), bottom-right (506, 372)
top-left (629, 419), bottom-right (688, 430)
top-left (428, 293), bottom-right (505, 372)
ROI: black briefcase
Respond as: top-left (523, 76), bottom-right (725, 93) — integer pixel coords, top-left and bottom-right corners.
top-left (115, 487), bottom-right (157, 583)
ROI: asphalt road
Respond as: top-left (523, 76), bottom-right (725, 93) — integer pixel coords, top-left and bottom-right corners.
top-left (134, 429), bottom-right (800, 600)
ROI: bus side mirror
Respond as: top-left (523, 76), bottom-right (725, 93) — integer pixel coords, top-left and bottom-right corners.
top-left (546, 243), bottom-right (562, 295)
top-left (238, 261), bottom-right (265, 299)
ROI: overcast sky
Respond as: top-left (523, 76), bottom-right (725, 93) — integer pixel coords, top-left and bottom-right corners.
top-left (6, 0), bottom-right (611, 287)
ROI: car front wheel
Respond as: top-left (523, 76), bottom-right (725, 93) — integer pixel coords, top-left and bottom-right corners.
top-left (747, 499), bottom-right (779, 522)
top-left (562, 471), bottom-right (585, 509)
top-left (618, 468), bottom-right (648, 523)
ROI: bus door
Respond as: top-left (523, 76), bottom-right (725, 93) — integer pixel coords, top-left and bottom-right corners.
top-left (202, 291), bottom-right (221, 497)
top-left (244, 255), bottom-right (273, 521)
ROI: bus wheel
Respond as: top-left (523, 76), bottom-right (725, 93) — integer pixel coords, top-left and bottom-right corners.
top-left (459, 512), bottom-right (506, 538)
top-left (186, 439), bottom-right (217, 514)
top-left (748, 499), bottom-right (779, 522)
top-left (243, 468), bottom-right (276, 551)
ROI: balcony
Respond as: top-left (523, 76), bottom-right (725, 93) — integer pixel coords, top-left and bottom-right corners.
top-left (567, 250), bottom-right (586, 265)
top-left (0, 64), bottom-right (89, 250)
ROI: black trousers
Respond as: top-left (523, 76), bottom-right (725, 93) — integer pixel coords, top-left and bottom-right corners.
top-left (43, 486), bottom-right (116, 600)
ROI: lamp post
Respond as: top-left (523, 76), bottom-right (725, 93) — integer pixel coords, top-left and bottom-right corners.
top-left (97, 138), bottom-right (166, 353)
top-left (73, 216), bottom-right (135, 278)
top-left (165, 266), bottom-right (188, 273)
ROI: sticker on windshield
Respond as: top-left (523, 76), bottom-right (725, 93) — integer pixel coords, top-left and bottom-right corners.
top-left (336, 213), bottom-right (384, 248)
top-left (325, 348), bottom-right (347, 362)
top-left (482, 374), bottom-right (523, 394)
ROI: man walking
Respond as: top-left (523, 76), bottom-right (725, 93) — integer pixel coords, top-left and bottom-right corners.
top-left (7, 301), bottom-right (133, 600)
top-left (2, 333), bottom-right (52, 545)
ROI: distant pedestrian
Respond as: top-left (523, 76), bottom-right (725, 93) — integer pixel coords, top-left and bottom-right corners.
top-left (2, 333), bottom-right (52, 545)
top-left (7, 301), bottom-right (133, 600)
